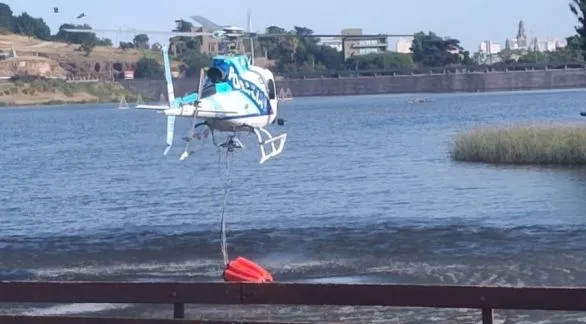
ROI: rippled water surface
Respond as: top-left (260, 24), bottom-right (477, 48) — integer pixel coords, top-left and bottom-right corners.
top-left (3, 90), bottom-right (586, 323)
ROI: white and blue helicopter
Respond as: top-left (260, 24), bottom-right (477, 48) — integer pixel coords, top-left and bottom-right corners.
top-left (65, 14), bottom-right (288, 164)
top-left (64, 15), bottom-right (410, 163)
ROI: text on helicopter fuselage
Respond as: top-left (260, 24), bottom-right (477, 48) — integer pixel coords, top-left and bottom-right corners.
top-left (227, 66), bottom-right (267, 112)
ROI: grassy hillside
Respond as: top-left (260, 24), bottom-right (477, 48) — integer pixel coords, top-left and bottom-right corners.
top-left (0, 34), bottom-right (142, 61)
top-left (0, 33), bottom-right (181, 72)
top-left (0, 78), bottom-right (140, 106)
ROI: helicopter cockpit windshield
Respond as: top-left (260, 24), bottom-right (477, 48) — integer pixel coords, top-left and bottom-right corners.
top-left (200, 65), bottom-right (227, 99)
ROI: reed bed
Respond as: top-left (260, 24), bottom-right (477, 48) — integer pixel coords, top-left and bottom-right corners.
top-left (450, 122), bottom-right (586, 165)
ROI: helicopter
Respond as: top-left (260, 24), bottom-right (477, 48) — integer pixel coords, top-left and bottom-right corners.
top-left (64, 14), bottom-right (413, 164)
top-left (65, 13), bottom-right (290, 164)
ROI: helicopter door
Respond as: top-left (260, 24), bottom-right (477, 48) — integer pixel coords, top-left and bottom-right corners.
top-left (267, 78), bottom-right (277, 115)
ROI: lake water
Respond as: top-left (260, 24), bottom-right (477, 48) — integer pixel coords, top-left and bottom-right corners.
top-left (2, 90), bottom-right (586, 323)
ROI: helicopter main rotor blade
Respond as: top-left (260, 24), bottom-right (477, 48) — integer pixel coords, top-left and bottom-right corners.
top-left (62, 28), bottom-right (212, 37)
top-left (190, 15), bottom-right (223, 32)
top-left (255, 33), bottom-right (414, 38)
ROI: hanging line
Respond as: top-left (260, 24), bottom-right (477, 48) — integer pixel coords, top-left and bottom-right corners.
top-left (217, 146), bottom-right (234, 267)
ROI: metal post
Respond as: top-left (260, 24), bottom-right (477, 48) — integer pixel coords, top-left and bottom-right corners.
top-left (173, 303), bottom-right (185, 319)
top-left (481, 308), bottom-right (493, 324)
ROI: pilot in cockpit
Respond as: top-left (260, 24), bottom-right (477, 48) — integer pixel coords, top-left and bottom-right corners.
top-left (200, 64), bottom-right (227, 98)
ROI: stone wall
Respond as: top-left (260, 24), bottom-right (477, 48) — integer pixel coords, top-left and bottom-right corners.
top-left (118, 68), bottom-right (586, 101)
top-left (0, 56), bottom-right (68, 79)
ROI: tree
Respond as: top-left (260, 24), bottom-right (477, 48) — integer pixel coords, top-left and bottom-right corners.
top-left (0, 2), bottom-right (14, 32)
top-left (410, 31), bottom-right (471, 67)
top-left (133, 34), bottom-right (149, 49)
top-left (96, 38), bottom-right (112, 46)
top-left (562, 35), bottom-right (585, 61)
top-left (569, 0), bottom-right (586, 59)
top-left (180, 52), bottom-right (210, 77)
top-left (256, 26), bottom-right (290, 60)
top-left (314, 45), bottom-right (345, 70)
top-left (169, 19), bottom-right (200, 55)
top-left (54, 23), bottom-right (96, 44)
top-left (346, 52), bottom-right (413, 70)
top-left (12, 12), bottom-right (51, 40)
top-left (151, 42), bottom-right (162, 51)
top-left (119, 41), bottom-right (133, 50)
top-left (134, 57), bottom-right (163, 78)
top-left (517, 46), bottom-right (583, 63)
top-left (80, 41), bottom-right (95, 57)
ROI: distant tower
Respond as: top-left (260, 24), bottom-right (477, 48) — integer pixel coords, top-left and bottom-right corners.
top-left (516, 20), bottom-right (527, 48)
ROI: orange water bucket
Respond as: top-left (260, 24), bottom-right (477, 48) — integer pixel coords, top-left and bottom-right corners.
top-left (223, 257), bottom-right (273, 283)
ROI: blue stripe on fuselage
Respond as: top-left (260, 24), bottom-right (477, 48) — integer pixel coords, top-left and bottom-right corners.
top-left (223, 63), bottom-right (269, 115)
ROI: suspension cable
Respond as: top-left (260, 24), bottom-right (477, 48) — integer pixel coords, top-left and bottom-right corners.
top-left (217, 144), bottom-right (234, 267)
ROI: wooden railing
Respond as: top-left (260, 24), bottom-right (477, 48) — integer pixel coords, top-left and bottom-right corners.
top-left (1, 281), bottom-right (586, 323)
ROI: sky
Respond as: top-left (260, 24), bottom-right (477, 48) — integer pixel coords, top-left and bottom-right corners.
top-left (2, 0), bottom-right (579, 52)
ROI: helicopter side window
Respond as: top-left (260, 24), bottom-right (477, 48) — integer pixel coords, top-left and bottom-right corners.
top-left (267, 79), bottom-right (276, 100)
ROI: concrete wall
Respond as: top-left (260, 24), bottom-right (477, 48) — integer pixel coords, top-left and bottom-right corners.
top-left (118, 68), bottom-right (586, 100)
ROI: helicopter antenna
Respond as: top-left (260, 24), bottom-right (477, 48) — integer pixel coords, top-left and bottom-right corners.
top-left (247, 9), bottom-right (254, 64)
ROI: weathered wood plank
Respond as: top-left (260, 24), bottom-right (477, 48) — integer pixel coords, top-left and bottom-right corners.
top-left (2, 281), bottom-right (586, 311)
top-left (0, 316), bottom-right (308, 324)
top-left (239, 283), bottom-right (586, 311)
top-left (0, 282), bottom-right (241, 304)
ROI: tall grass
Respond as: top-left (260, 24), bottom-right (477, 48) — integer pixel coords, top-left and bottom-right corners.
top-left (450, 123), bottom-right (586, 166)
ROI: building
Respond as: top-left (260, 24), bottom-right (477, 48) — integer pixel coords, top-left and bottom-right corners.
top-left (341, 28), bottom-right (388, 59)
top-left (556, 39), bottom-right (568, 49)
top-left (501, 20), bottom-right (569, 54)
top-left (504, 20), bottom-right (530, 52)
top-left (479, 41), bottom-right (502, 54)
top-left (316, 28), bottom-right (389, 59)
top-left (477, 40), bottom-right (502, 64)
top-left (395, 37), bottom-right (413, 53)
top-left (317, 38), bottom-right (343, 52)
top-left (533, 38), bottom-right (566, 52)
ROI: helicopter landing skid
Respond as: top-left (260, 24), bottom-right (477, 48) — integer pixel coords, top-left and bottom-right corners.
top-left (253, 127), bottom-right (287, 164)
top-left (177, 123), bottom-right (286, 164)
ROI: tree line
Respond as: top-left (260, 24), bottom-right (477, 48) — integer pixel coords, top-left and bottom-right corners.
top-left (0, 2), bottom-right (475, 78)
top-left (121, 21), bottom-right (476, 78)
top-left (0, 3), bottom-right (113, 56)
top-left (2, 1), bottom-right (585, 79)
